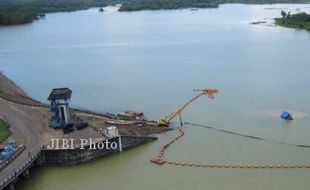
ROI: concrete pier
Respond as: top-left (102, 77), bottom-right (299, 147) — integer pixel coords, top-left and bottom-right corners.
top-left (38, 135), bottom-right (157, 166)
top-left (0, 135), bottom-right (157, 189)
top-left (0, 72), bottom-right (161, 189)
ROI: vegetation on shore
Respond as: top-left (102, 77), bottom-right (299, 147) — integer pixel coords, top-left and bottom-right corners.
top-left (0, 0), bottom-right (310, 25)
top-left (275, 11), bottom-right (310, 31)
top-left (119, 0), bottom-right (218, 11)
top-left (0, 5), bottom-right (40, 25)
top-left (0, 120), bottom-right (10, 143)
top-left (119, 0), bottom-right (310, 12)
top-left (0, 0), bottom-right (117, 25)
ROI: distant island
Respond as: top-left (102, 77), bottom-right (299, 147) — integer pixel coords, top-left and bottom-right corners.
top-left (119, 0), bottom-right (310, 12)
top-left (1, 0), bottom-right (310, 25)
top-left (275, 11), bottom-right (310, 31)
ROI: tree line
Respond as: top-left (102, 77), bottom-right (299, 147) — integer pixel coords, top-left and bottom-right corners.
top-left (119, 0), bottom-right (218, 11)
top-left (276, 11), bottom-right (310, 31)
top-left (1, 0), bottom-right (310, 25)
top-left (0, 5), bottom-right (39, 25)
top-left (0, 0), bottom-right (120, 25)
top-left (119, 0), bottom-right (310, 12)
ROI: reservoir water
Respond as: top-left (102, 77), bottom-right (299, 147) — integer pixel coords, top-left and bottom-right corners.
top-left (1, 4), bottom-right (310, 190)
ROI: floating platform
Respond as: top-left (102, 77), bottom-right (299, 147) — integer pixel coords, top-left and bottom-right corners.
top-left (150, 158), bottom-right (166, 165)
top-left (281, 111), bottom-right (293, 120)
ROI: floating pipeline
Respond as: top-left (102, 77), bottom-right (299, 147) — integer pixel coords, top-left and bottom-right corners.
top-left (185, 122), bottom-right (310, 149)
top-left (150, 124), bottom-right (310, 169)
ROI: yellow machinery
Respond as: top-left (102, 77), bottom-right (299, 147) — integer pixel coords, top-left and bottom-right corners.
top-left (158, 88), bottom-right (218, 127)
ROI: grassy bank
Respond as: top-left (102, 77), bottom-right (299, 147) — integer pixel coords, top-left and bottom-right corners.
top-left (275, 11), bottom-right (310, 31)
top-left (0, 120), bottom-right (10, 143)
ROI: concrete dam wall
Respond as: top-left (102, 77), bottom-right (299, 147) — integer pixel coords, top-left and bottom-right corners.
top-left (37, 136), bottom-right (157, 166)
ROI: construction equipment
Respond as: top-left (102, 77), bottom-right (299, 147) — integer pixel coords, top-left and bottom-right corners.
top-left (158, 88), bottom-right (218, 127)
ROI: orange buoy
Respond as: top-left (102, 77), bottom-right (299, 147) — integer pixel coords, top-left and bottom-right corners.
top-left (150, 158), bottom-right (166, 165)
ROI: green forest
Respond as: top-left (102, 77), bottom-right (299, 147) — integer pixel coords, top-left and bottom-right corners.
top-left (0, 5), bottom-right (38, 25)
top-left (119, 0), bottom-right (218, 11)
top-left (275, 11), bottom-right (310, 31)
top-left (0, 0), bottom-right (310, 25)
top-left (119, 0), bottom-right (310, 11)
top-left (0, 0), bottom-right (121, 25)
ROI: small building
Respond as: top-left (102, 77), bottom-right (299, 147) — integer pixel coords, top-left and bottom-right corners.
top-left (47, 88), bottom-right (72, 128)
top-left (105, 126), bottom-right (119, 138)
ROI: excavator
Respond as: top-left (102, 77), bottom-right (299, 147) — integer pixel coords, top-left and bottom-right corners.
top-left (158, 88), bottom-right (218, 127)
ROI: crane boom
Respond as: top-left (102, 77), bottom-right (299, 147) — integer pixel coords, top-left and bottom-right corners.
top-left (158, 88), bottom-right (218, 126)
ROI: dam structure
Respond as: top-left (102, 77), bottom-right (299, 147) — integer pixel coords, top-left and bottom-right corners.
top-left (0, 72), bottom-right (163, 190)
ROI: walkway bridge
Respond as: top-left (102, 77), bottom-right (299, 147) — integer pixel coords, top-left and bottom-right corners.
top-left (0, 146), bottom-right (42, 190)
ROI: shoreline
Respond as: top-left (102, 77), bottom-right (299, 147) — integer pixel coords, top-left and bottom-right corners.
top-left (1, 2), bottom-right (310, 26)
top-left (275, 18), bottom-right (310, 31)
top-left (0, 70), bottom-right (169, 146)
top-left (0, 71), bottom-right (169, 189)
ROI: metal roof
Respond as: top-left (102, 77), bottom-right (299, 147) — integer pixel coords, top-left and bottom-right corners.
top-left (47, 88), bottom-right (72, 100)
